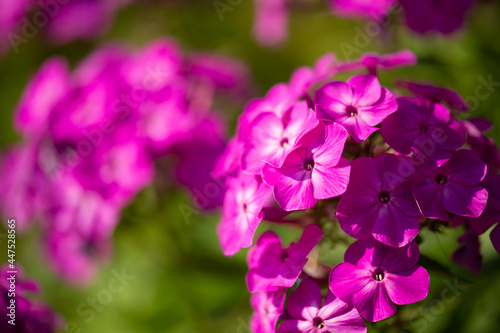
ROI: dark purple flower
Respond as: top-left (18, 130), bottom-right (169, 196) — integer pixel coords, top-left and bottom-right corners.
top-left (246, 224), bottom-right (323, 293)
top-left (315, 74), bottom-right (398, 143)
top-left (262, 122), bottom-right (350, 211)
top-left (412, 149), bottom-right (488, 220)
top-left (381, 97), bottom-right (465, 168)
top-left (337, 154), bottom-right (421, 248)
top-left (329, 238), bottom-right (429, 322)
top-left (452, 227), bottom-right (482, 274)
top-left (277, 279), bottom-right (366, 333)
top-left (0, 265), bottom-right (63, 333)
top-left (395, 80), bottom-right (469, 112)
top-left (400, 0), bottom-right (475, 35)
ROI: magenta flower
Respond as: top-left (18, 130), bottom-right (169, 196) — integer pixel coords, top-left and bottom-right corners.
top-left (246, 224), bottom-right (323, 293)
top-left (412, 149), bottom-right (488, 220)
top-left (217, 174), bottom-right (272, 256)
top-left (329, 0), bottom-right (396, 21)
top-left (463, 119), bottom-right (500, 173)
top-left (277, 279), bottom-right (366, 333)
top-left (468, 173), bottom-right (500, 256)
top-left (337, 50), bottom-right (417, 76)
top-left (252, 0), bottom-right (289, 47)
top-left (250, 289), bottom-right (286, 333)
top-left (329, 238), bottom-right (430, 322)
top-left (396, 80), bottom-right (469, 112)
top-left (242, 101), bottom-right (318, 173)
top-left (262, 122), bottom-right (350, 211)
top-left (400, 0), bottom-right (475, 35)
top-left (0, 265), bottom-right (63, 333)
top-left (381, 97), bottom-right (465, 168)
top-left (315, 74), bottom-right (398, 143)
top-left (337, 154), bottom-right (421, 248)
top-left (14, 57), bottom-right (70, 136)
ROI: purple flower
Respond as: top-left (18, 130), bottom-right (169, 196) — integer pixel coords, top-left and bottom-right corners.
top-left (246, 224), bottom-right (323, 292)
top-left (329, 0), bottom-right (396, 21)
top-left (329, 238), bottom-right (429, 322)
top-left (0, 265), bottom-right (63, 333)
top-left (242, 101), bottom-right (318, 173)
top-left (250, 289), bottom-right (286, 333)
top-left (337, 50), bottom-right (417, 76)
top-left (277, 279), bottom-right (366, 333)
top-left (452, 228), bottom-right (482, 274)
top-left (262, 122), bottom-right (350, 211)
top-left (396, 80), bottom-right (469, 112)
top-left (400, 0), bottom-right (475, 35)
top-left (412, 149), bottom-right (488, 220)
top-left (381, 97), bottom-right (465, 168)
top-left (337, 154), bottom-right (421, 248)
top-left (217, 173), bottom-right (272, 256)
top-left (252, 0), bottom-right (289, 47)
top-left (463, 119), bottom-right (500, 173)
top-left (315, 74), bottom-right (398, 143)
top-left (0, 0), bottom-right (34, 54)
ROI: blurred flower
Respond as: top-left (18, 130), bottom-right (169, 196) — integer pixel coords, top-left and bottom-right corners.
top-left (250, 289), bottom-right (286, 333)
top-left (277, 279), bottom-right (366, 333)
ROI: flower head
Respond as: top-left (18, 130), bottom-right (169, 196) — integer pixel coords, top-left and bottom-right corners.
top-left (381, 97), bottom-right (465, 168)
top-left (277, 279), bottom-right (366, 333)
top-left (412, 149), bottom-right (488, 220)
top-left (315, 74), bottom-right (398, 143)
top-left (329, 238), bottom-right (429, 322)
top-left (246, 224), bottom-right (323, 293)
top-left (337, 154), bottom-right (421, 248)
top-left (262, 122), bottom-right (350, 211)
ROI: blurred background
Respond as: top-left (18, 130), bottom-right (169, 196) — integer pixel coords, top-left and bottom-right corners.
top-left (1, 1), bottom-right (500, 332)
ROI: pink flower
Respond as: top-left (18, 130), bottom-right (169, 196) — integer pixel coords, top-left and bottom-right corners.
top-left (412, 149), bottom-right (488, 220)
top-left (381, 97), bottom-right (465, 168)
top-left (252, 0), bottom-right (289, 47)
top-left (242, 101), bottom-right (318, 173)
top-left (262, 122), bottom-right (350, 211)
top-left (315, 74), bottom-right (398, 143)
top-left (250, 289), bottom-right (286, 333)
top-left (246, 224), bottom-right (323, 293)
top-left (14, 57), bottom-right (71, 136)
top-left (329, 238), bottom-right (429, 322)
top-left (337, 50), bottom-right (417, 76)
top-left (337, 154), bottom-right (421, 248)
top-left (329, 0), bottom-right (397, 21)
top-left (277, 279), bottom-right (366, 333)
top-left (217, 173), bottom-right (272, 256)
top-left (0, 265), bottom-right (63, 333)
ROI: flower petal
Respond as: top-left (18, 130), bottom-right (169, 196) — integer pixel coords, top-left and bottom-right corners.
top-left (384, 266), bottom-right (430, 305)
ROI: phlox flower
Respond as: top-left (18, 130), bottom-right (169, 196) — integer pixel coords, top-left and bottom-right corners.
top-left (250, 289), bottom-right (286, 333)
top-left (329, 0), bottom-right (396, 20)
top-left (412, 149), bottom-right (488, 220)
top-left (381, 97), bottom-right (465, 168)
top-left (337, 154), bottom-right (421, 248)
top-left (246, 224), bottom-right (323, 293)
top-left (262, 122), bottom-right (350, 211)
top-left (242, 101), bottom-right (318, 173)
top-left (329, 238), bottom-right (429, 322)
top-left (336, 50), bottom-right (417, 76)
top-left (315, 74), bottom-right (398, 143)
top-left (452, 227), bottom-right (482, 274)
top-left (252, 0), bottom-right (289, 47)
top-left (277, 279), bottom-right (366, 333)
top-left (217, 173), bottom-right (272, 256)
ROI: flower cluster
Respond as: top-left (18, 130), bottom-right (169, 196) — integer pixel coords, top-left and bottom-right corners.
top-left (0, 38), bottom-right (250, 285)
top-left (1, 0), bottom-right (132, 54)
top-left (215, 49), bottom-right (500, 331)
top-left (252, 0), bottom-right (476, 47)
top-left (0, 265), bottom-right (62, 333)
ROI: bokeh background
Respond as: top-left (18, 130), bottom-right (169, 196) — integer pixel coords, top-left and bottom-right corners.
top-left (1, 1), bottom-right (500, 332)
